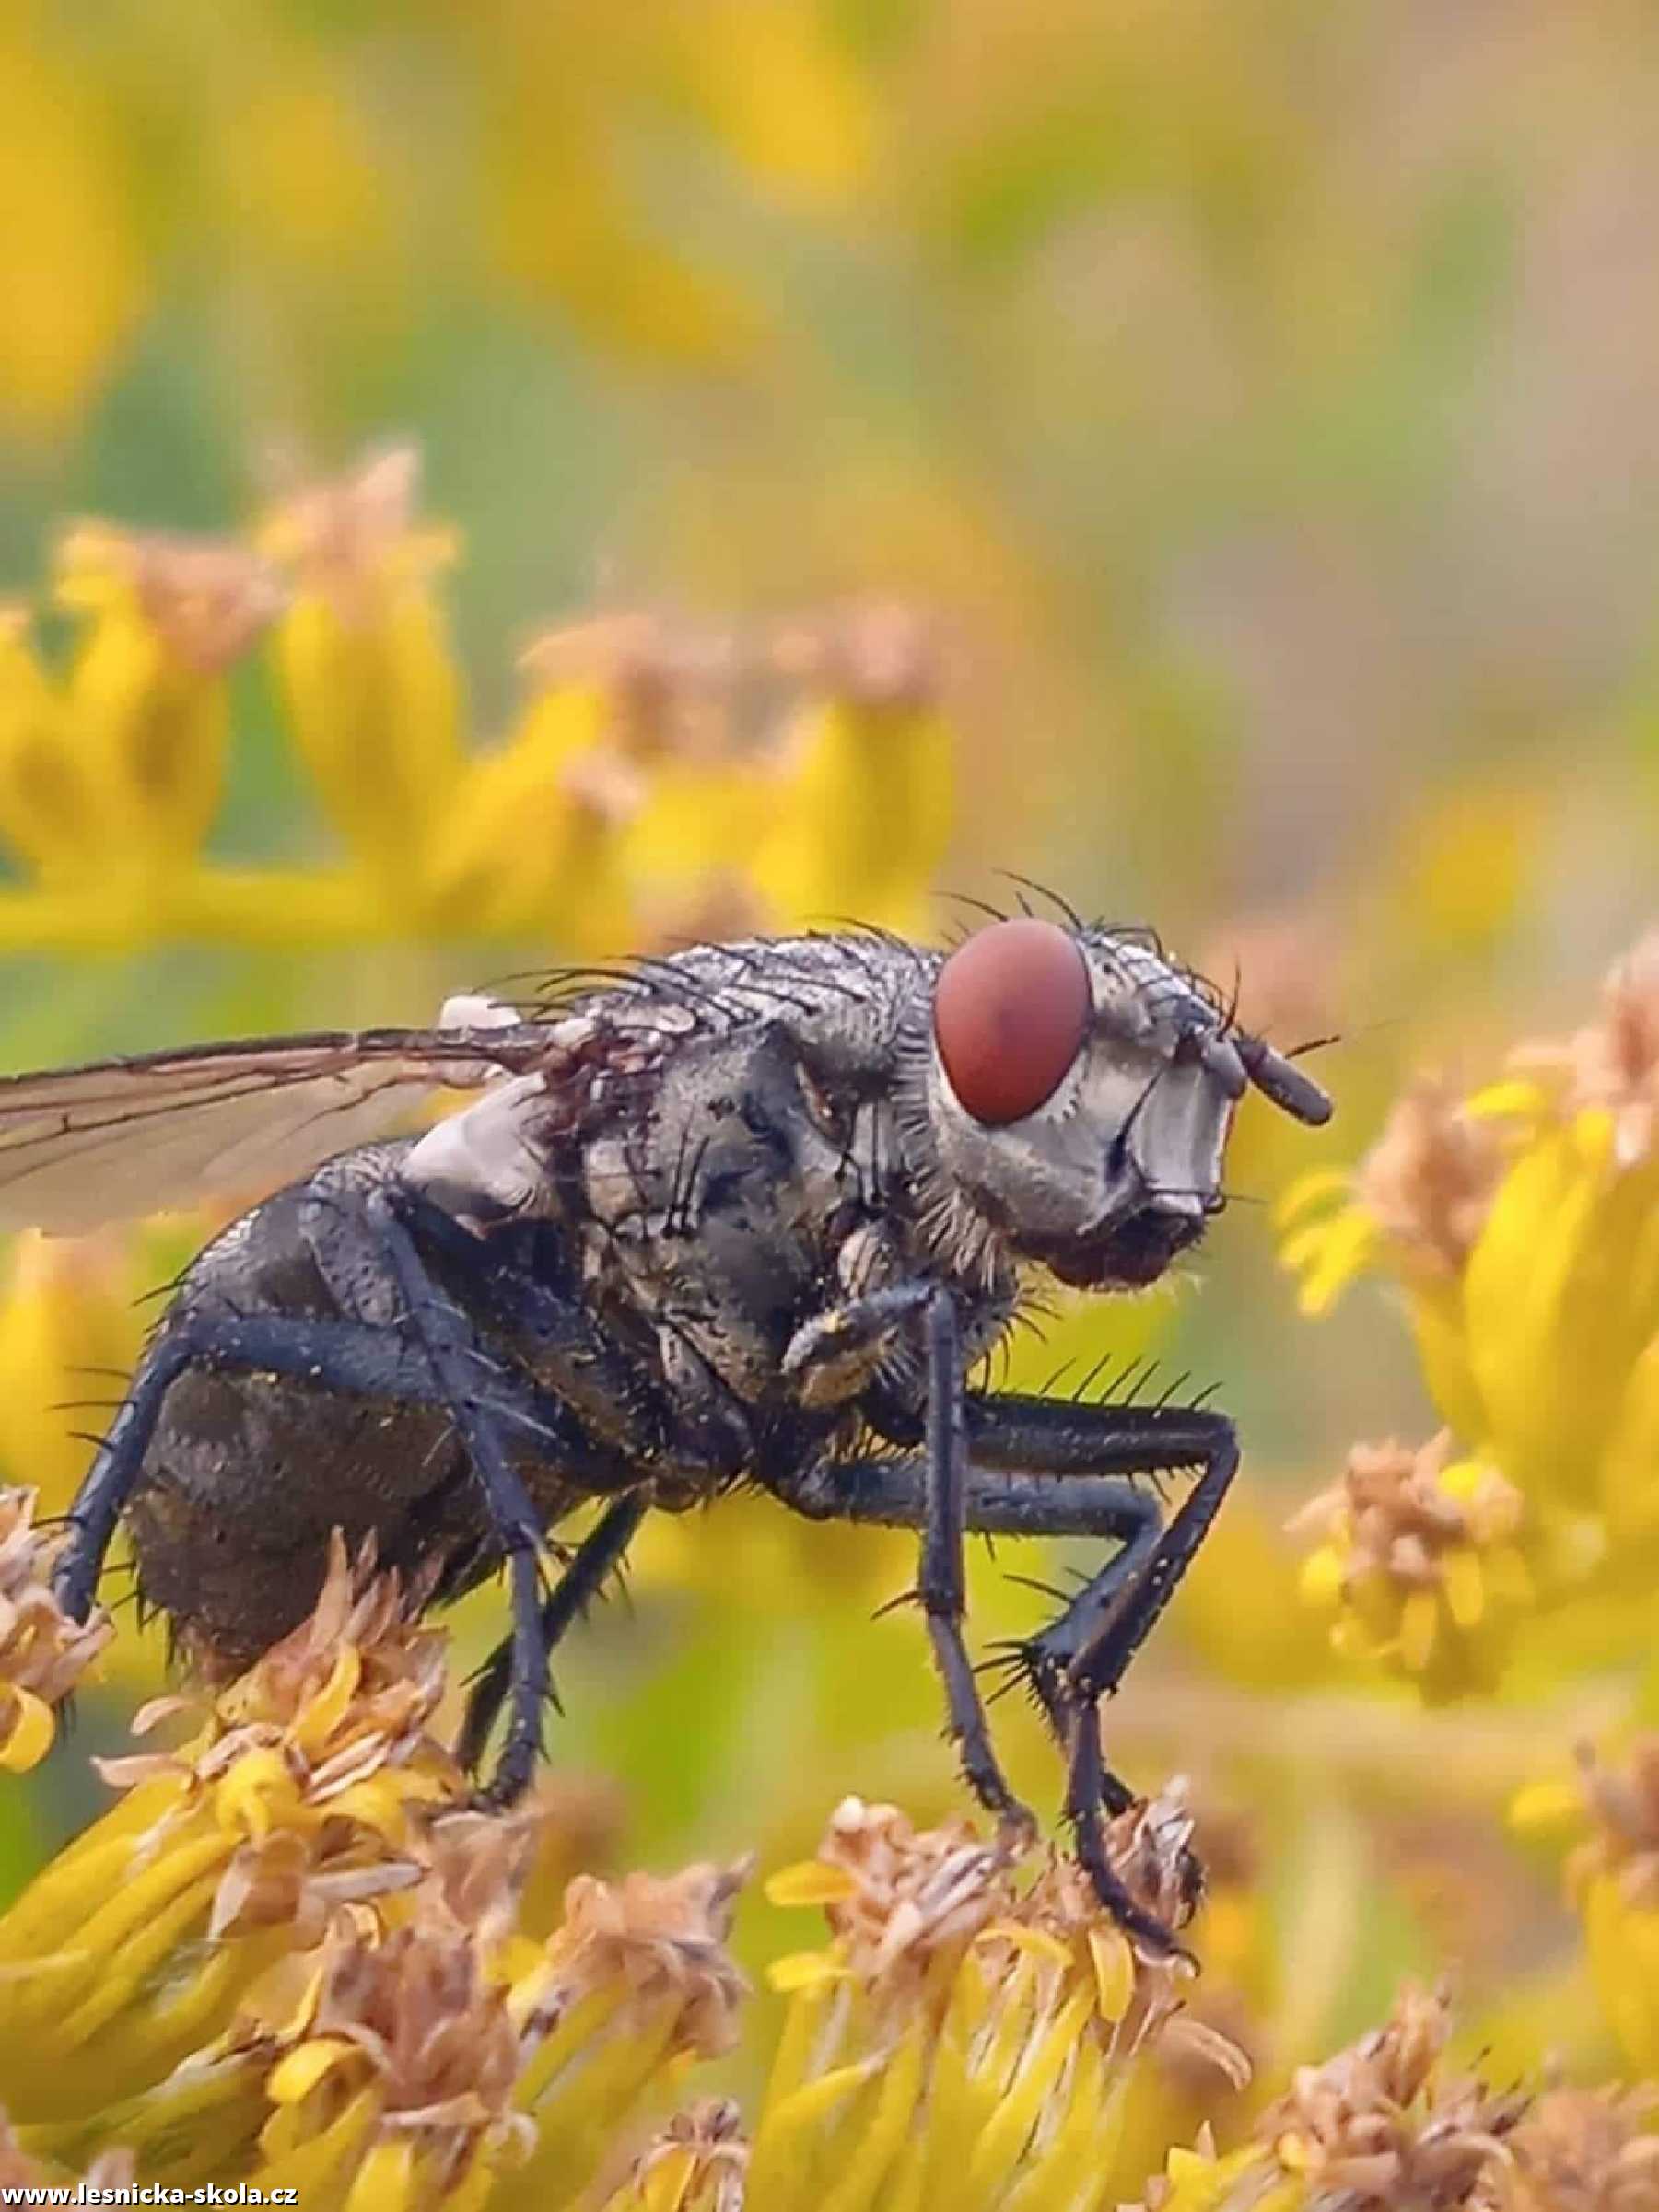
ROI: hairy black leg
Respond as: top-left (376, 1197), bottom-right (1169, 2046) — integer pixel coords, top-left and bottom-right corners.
top-left (358, 1186), bottom-right (565, 1806)
top-left (387, 1195), bottom-right (673, 1459)
top-left (51, 1306), bottom-right (601, 1622)
top-left (53, 1332), bottom-right (196, 1621)
top-left (458, 1491), bottom-right (647, 1775)
top-left (1009, 1409), bottom-right (1234, 1962)
top-left (1021, 1410), bottom-right (1238, 1706)
top-left (916, 1292), bottom-right (1036, 1839)
top-left (1061, 1699), bottom-right (1179, 1957)
top-left (771, 1396), bottom-right (1237, 1953)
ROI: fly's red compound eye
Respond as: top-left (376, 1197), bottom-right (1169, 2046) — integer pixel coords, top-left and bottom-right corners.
top-left (933, 918), bottom-right (1092, 1125)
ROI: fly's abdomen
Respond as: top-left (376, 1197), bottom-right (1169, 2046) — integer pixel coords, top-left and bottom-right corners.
top-left (129, 1368), bottom-right (464, 1671)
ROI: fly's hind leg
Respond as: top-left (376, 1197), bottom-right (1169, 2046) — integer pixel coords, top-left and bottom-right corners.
top-left (457, 1491), bottom-right (648, 1775)
top-left (52, 1305), bottom-right (592, 1621)
top-left (53, 1193), bottom-right (623, 1808)
top-left (351, 1184), bottom-right (579, 1807)
top-left (773, 1387), bottom-right (1238, 1956)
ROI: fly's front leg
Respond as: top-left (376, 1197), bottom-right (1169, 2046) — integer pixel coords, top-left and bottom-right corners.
top-left (773, 1395), bottom-right (1238, 1956)
top-left (975, 1396), bottom-right (1237, 1957)
top-left (917, 1291), bottom-right (1036, 1850)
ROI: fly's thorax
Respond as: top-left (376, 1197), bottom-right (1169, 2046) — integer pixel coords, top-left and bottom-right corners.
top-left (574, 1020), bottom-right (862, 1406)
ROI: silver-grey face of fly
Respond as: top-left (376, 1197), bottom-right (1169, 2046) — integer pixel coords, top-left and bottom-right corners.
top-left (0, 914), bottom-right (1329, 1957)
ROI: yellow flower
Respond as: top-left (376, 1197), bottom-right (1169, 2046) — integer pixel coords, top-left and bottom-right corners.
top-left (1289, 1433), bottom-right (1534, 1699)
top-left (490, 1857), bottom-right (747, 2208)
top-left (1489, 2085), bottom-right (1659, 2212)
top-left (0, 1228), bottom-right (146, 1510)
top-left (1139, 1985), bottom-right (1525, 2210)
top-left (426, 613), bottom-right (701, 949)
top-left (1276, 1073), bottom-right (1503, 1328)
top-left (752, 604), bottom-right (953, 937)
top-left (261, 447), bottom-right (466, 900)
top-left (594, 2101), bottom-right (749, 2212)
top-left (242, 1875), bottom-right (530, 2209)
top-left (54, 521), bottom-right (282, 883)
top-left (1509, 929), bottom-right (1659, 1168)
top-left (0, 2104), bottom-right (132, 2201)
top-left (0, 604), bottom-right (95, 883)
top-left (188, 1823), bottom-right (746, 2209)
top-left (0, 1533), bottom-right (463, 2133)
top-left (0, 23), bottom-right (144, 435)
top-left (753, 1788), bottom-right (1246, 2212)
top-left (0, 529), bottom-right (278, 933)
top-left (0, 462), bottom-right (956, 959)
top-left (1513, 1736), bottom-right (1659, 2078)
top-left (0, 1485), bottom-right (111, 1774)
top-left (1279, 933), bottom-right (1659, 1601)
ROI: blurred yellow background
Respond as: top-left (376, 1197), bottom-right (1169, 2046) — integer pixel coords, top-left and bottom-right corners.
top-left (0, 0), bottom-right (1656, 2165)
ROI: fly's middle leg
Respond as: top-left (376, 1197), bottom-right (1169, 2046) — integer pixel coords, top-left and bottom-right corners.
top-left (457, 1491), bottom-right (648, 1775)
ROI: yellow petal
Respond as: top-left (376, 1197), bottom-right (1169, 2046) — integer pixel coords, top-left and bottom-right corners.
top-left (1398, 1587), bottom-right (1441, 1674)
top-left (213, 1747), bottom-right (304, 1842)
top-left (765, 1859), bottom-right (859, 1909)
top-left (267, 2033), bottom-right (362, 2106)
top-left (290, 1645), bottom-right (362, 1759)
top-left (1440, 1546), bottom-right (1486, 1631)
top-left (766, 1949), bottom-right (852, 1995)
top-left (0, 1684), bottom-right (55, 1772)
top-left (1088, 1925), bottom-right (1137, 2024)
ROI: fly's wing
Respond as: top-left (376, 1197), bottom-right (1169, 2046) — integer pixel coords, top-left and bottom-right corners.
top-left (0, 1023), bottom-right (561, 1235)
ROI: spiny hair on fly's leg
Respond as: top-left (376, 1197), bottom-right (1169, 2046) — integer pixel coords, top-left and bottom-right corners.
top-left (999, 1566), bottom-right (1077, 1609)
top-left (976, 1632), bottom-right (1055, 1716)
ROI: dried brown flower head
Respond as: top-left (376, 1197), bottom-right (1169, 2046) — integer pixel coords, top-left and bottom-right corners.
top-left (92, 1532), bottom-right (462, 1945)
top-left (526, 1857), bottom-right (751, 2059)
top-left (56, 523), bottom-right (283, 672)
top-left (521, 611), bottom-right (740, 762)
top-left (1261, 1984), bottom-right (1525, 2207)
top-left (1487, 2085), bottom-right (1659, 2212)
top-left (261, 445), bottom-right (455, 617)
top-left (1513, 929), bottom-right (1659, 1167)
top-left (1355, 1078), bottom-right (1505, 1278)
top-left (1019, 1787), bottom-right (1249, 2090)
top-left (804, 1793), bottom-right (1014, 1994)
top-left (0, 1484), bottom-right (111, 1771)
top-left (611, 2100), bottom-right (749, 2211)
top-left (769, 600), bottom-right (945, 713)
top-left (1567, 1737), bottom-right (1659, 1911)
top-left (1291, 1433), bottom-right (1523, 1596)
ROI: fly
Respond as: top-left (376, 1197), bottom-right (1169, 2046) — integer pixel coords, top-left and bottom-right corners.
top-left (0, 912), bottom-right (1331, 1956)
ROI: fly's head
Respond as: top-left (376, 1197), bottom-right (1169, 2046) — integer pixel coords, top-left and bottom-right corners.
top-left (916, 917), bottom-right (1331, 1291)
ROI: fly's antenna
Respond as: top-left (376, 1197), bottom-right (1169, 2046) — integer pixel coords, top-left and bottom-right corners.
top-left (1235, 1030), bottom-right (1334, 1124)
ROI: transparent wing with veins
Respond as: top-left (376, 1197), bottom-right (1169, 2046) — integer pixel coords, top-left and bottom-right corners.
top-left (0, 1006), bottom-right (556, 1235)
